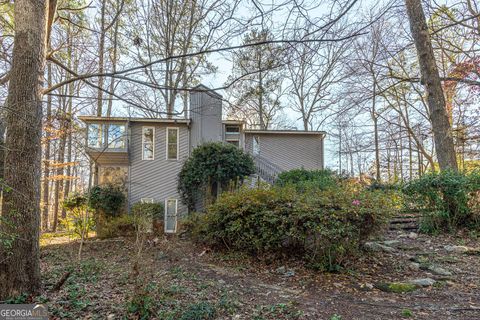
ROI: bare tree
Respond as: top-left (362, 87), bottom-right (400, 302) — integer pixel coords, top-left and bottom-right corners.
top-left (405, 0), bottom-right (458, 171)
top-left (286, 26), bottom-right (348, 131)
top-left (226, 29), bottom-right (286, 129)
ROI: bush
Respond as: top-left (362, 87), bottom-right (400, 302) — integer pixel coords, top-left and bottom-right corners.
top-left (62, 193), bottom-right (95, 238)
top-left (99, 214), bottom-right (136, 238)
top-left (403, 170), bottom-right (480, 233)
top-left (187, 182), bottom-right (398, 271)
top-left (131, 202), bottom-right (164, 220)
top-left (88, 184), bottom-right (126, 217)
top-left (275, 168), bottom-right (337, 190)
top-left (178, 142), bottom-right (255, 211)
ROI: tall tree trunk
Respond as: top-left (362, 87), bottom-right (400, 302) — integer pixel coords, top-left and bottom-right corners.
top-left (372, 114), bottom-right (380, 182)
top-left (107, 10), bottom-right (120, 118)
top-left (0, 0), bottom-right (47, 299)
top-left (42, 62), bottom-right (53, 231)
top-left (62, 22), bottom-right (75, 218)
top-left (405, 0), bottom-right (458, 171)
top-left (96, 0), bottom-right (106, 117)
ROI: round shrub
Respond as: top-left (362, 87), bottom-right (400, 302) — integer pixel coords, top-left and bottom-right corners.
top-left (178, 142), bottom-right (255, 211)
top-left (187, 182), bottom-right (398, 271)
top-left (88, 184), bottom-right (126, 217)
top-left (275, 168), bottom-right (337, 191)
top-left (403, 169), bottom-right (480, 232)
top-left (131, 202), bottom-right (164, 220)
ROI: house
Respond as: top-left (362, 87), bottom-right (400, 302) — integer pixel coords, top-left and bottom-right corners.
top-left (79, 85), bottom-right (326, 233)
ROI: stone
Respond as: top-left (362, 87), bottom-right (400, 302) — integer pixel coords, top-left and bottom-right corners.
top-left (364, 242), bottom-right (396, 253)
top-left (408, 278), bottom-right (436, 287)
top-left (444, 245), bottom-right (469, 253)
top-left (275, 266), bottom-right (286, 274)
top-left (383, 240), bottom-right (400, 246)
top-left (426, 265), bottom-right (452, 276)
top-left (409, 262), bottom-right (420, 271)
top-left (107, 315), bottom-right (116, 320)
top-left (284, 270), bottom-right (295, 277)
top-left (375, 282), bottom-right (417, 293)
top-left (408, 232), bottom-right (418, 239)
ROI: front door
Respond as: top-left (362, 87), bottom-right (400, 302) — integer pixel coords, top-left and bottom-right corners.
top-left (165, 199), bottom-right (178, 233)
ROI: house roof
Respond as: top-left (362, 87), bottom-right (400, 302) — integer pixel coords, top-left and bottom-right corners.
top-left (245, 129), bottom-right (326, 136)
top-left (78, 116), bottom-right (190, 124)
top-left (191, 84), bottom-right (223, 99)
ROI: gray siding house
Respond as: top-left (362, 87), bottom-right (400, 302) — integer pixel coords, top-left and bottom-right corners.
top-left (80, 85), bottom-right (326, 233)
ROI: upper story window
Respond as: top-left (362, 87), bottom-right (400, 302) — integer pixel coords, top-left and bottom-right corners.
top-left (225, 125), bottom-right (240, 133)
top-left (166, 127), bottom-right (179, 160)
top-left (142, 126), bottom-right (155, 160)
top-left (87, 122), bottom-right (126, 149)
top-left (87, 123), bottom-right (104, 148)
top-left (107, 124), bottom-right (126, 148)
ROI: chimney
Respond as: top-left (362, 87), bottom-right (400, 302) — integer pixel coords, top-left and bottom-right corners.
top-left (189, 84), bottom-right (223, 150)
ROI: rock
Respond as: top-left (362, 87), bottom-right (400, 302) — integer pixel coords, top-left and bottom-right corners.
top-left (426, 265), bottom-right (452, 276)
top-left (409, 262), bottom-right (420, 271)
top-left (275, 266), bottom-right (295, 277)
top-left (107, 315), bottom-right (116, 320)
top-left (375, 282), bottom-right (417, 293)
top-left (408, 232), bottom-right (418, 239)
top-left (364, 242), bottom-right (396, 253)
top-left (408, 278), bottom-right (436, 287)
top-left (284, 270), bottom-right (295, 277)
top-left (275, 266), bottom-right (286, 274)
top-left (357, 283), bottom-right (374, 291)
top-left (444, 245), bottom-right (469, 253)
top-left (409, 255), bottom-right (429, 264)
top-left (383, 240), bottom-right (400, 246)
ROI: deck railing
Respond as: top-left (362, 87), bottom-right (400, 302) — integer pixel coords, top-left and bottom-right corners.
top-left (253, 155), bottom-right (284, 184)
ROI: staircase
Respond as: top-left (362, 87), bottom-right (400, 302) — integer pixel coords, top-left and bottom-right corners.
top-left (252, 155), bottom-right (284, 185)
top-left (389, 211), bottom-right (421, 231)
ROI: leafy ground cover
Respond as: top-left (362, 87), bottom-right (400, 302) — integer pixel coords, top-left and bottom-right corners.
top-left (36, 230), bottom-right (480, 319)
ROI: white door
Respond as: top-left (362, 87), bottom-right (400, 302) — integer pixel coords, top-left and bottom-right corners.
top-left (165, 199), bottom-right (178, 233)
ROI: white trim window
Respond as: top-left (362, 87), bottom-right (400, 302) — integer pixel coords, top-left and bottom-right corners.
top-left (164, 198), bottom-right (178, 233)
top-left (166, 127), bottom-right (179, 160)
top-left (142, 126), bottom-right (155, 160)
top-left (87, 123), bottom-right (104, 148)
top-left (141, 198), bottom-right (154, 204)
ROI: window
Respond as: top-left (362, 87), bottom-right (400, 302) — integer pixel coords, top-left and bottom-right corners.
top-left (225, 125), bottom-right (240, 133)
top-left (87, 123), bottom-right (104, 148)
top-left (166, 127), bottom-right (179, 160)
top-left (107, 124), bottom-right (126, 148)
top-left (253, 136), bottom-right (260, 156)
top-left (141, 198), bottom-right (153, 204)
top-left (165, 199), bottom-right (178, 233)
top-left (142, 127), bottom-right (155, 160)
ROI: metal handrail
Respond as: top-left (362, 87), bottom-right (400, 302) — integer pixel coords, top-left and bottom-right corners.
top-left (253, 155), bottom-right (284, 184)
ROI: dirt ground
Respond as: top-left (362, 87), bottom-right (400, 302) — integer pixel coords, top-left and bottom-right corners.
top-left (37, 230), bottom-right (480, 320)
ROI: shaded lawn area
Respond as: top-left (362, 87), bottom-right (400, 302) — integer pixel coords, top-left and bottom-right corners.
top-left (37, 230), bottom-right (480, 319)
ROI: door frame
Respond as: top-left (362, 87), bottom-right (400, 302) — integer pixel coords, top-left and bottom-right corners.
top-left (164, 198), bottom-right (178, 233)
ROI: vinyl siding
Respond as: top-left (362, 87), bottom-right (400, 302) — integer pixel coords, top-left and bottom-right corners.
top-left (129, 122), bottom-right (189, 216)
top-left (190, 88), bottom-right (223, 149)
top-left (245, 133), bottom-right (324, 170)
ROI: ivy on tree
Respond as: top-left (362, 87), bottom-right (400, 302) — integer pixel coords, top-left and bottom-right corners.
top-left (178, 142), bottom-right (255, 211)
